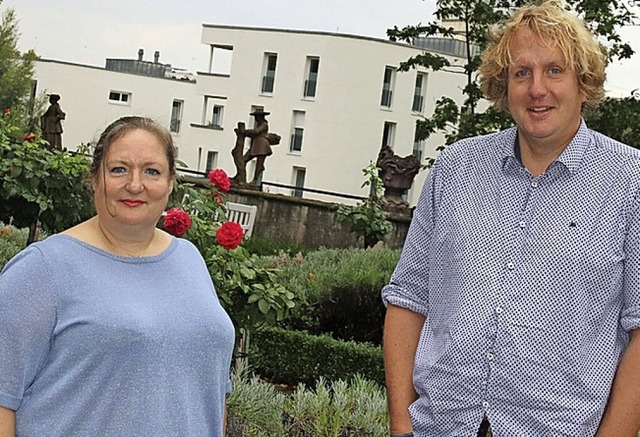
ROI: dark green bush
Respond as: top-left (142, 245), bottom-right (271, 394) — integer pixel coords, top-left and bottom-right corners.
top-left (271, 248), bottom-right (399, 345)
top-left (250, 326), bottom-right (385, 387)
top-left (244, 235), bottom-right (312, 257)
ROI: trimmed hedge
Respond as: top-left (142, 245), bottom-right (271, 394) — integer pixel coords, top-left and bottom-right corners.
top-left (250, 326), bottom-right (384, 387)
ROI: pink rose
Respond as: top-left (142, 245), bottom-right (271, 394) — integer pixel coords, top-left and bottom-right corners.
top-left (216, 221), bottom-right (244, 250)
top-left (163, 208), bottom-right (192, 237)
top-left (208, 168), bottom-right (231, 193)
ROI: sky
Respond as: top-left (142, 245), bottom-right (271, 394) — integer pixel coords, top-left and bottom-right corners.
top-left (7, 0), bottom-right (640, 98)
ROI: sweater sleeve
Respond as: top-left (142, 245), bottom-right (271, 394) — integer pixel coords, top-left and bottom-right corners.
top-left (0, 247), bottom-right (56, 410)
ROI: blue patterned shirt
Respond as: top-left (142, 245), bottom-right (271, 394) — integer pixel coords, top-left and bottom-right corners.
top-left (382, 121), bottom-right (640, 436)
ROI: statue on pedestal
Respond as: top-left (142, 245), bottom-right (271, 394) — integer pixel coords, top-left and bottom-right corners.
top-left (40, 94), bottom-right (66, 150)
top-left (231, 109), bottom-right (280, 186)
top-left (376, 145), bottom-right (421, 211)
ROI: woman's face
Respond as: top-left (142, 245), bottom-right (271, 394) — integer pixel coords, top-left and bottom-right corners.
top-left (92, 128), bottom-right (173, 231)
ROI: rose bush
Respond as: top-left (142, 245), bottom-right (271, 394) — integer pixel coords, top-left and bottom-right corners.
top-left (216, 221), bottom-right (244, 250)
top-left (165, 173), bottom-right (295, 333)
top-left (208, 168), bottom-right (231, 193)
top-left (162, 207), bottom-right (192, 237)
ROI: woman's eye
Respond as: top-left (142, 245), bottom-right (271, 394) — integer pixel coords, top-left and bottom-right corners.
top-left (110, 166), bottom-right (126, 174)
top-left (145, 168), bottom-right (161, 176)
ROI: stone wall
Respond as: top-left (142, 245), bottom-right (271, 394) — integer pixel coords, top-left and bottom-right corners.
top-left (225, 186), bottom-right (412, 250)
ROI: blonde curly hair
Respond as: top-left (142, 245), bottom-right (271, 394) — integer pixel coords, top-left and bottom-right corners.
top-left (479, 0), bottom-right (606, 112)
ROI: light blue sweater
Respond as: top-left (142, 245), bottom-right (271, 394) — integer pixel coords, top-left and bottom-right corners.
top-left (0, 235), bottom-right (235, 436)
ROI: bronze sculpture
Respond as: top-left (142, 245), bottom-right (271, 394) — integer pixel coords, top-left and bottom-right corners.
top-left (40, 94), bottom-right (66, 150)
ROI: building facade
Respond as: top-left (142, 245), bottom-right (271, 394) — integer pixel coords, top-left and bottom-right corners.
top-left (32, 26), bottom-right (470, 206)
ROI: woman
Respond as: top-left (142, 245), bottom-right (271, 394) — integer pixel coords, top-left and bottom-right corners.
top-left (0, 116), bottom-right (235, 436)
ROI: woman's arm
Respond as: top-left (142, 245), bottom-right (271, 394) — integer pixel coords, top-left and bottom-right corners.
top-left (0, 405), bottom-right (15, 437)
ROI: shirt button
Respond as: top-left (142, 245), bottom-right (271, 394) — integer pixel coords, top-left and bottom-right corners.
top-left (482, 401), bottom-right (489, 409)
top-left (506, 262), bottom-right (515, 270)
top-left (518, 221), bottom-right (527, 228)
top-left (496, 306), bottom-right (503, 315)
top-left (531, 181), bottom-right (539, 188)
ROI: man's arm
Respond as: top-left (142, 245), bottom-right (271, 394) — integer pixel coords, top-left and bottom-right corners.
top-left (0, 405), bottom-right (15, 437)
top-left (596, 328), bottom-right (640, 436)
top-left (383, 304), bottom-right (425, 434)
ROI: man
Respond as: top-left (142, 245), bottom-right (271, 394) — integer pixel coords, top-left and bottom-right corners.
top-left (382, 1), bottom-right (640, 436)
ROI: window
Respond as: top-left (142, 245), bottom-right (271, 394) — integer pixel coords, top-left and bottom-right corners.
top-left (170, 100), bottom-right (183, 133)
top-left (205, 151), bottom-right (218, 172)
top-left (412, 73), bottom-right (426, 113)
top-left (303, 57), bottom-right (320, 98)
top-left (202, 96), bottom-right (226, 128)
top-left (289, 111), bottom-right (305, 153)
top-left (382, 121), bottom-right (396, 148)
top-left (292, 167), bottom-right (306, 198)
top-left (211, 105), bottom-right (224, 128)
top-left (108, 90), bottom-right (131, 104)
top-left (412, 127), bottom-right (424, 163)
top-left (261, 53), bottom-right (277, 94)
top-left (380, 67), bottom-right (396, 107)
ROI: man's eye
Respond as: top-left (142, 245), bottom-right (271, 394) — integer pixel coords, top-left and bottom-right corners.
top-left (515, 70), bottom-right (530, 78)
top-left (549, 67), bottom-right (562, 75)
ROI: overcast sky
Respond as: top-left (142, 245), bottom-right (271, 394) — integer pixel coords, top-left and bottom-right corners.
top-left (7, 0), bottom-right (640, 98)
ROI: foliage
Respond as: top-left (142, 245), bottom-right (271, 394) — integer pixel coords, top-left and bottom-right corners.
top-left (389, 0), bottom-right (639, 165)
top-left (267, 247), bottom-right (400, 345)
top-left (227, 373), bottom-right (388, 437)
top-left (0, 223), bottom-right (27, 269)
top-left (242, 235), bottom-right (312, 257)
top-left (583, 96), bottom-right (640, 149)
top-left (168, 180), bottom-right (295, 332)
top-left (250, 326), bottom-right (385, 387)
top-left (0, 5), bottom-right (40, 133)
top-left (0, 113), bottom-right (93, 244)
top-left (336, 163), bottom-right (393, 248)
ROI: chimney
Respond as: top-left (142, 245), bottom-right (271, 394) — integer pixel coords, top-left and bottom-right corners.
top-left (154, 51), bottom-right (160, 63)
top-left (137, 48), bottom-right (144, 61)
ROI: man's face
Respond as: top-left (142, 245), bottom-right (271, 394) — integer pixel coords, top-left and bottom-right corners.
top-left (506, 26), bottom-right (586, 151)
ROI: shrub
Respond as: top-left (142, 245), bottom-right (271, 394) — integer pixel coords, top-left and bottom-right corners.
top-left (227, 373), bottom-right (388, 437)
top-left (270, 248), bottom-right (399, 345)
top-left (243, 235), bottom-right (312, 257)
top-left (249, 326), bottom-right (384, 387)
top-left (0, 223), bottom-right (28, 270)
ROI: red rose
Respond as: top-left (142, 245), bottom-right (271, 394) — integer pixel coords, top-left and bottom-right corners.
top-left (208, 169), bottom-right (231, 193)
top-left (163, 208), bottom-right (192, 237)
top-left (23, 132), bottom-right (36, 142)
top-left (2, 108), bottom-right (10, 115)
top-left (216, 221), bottom-right (244, 250)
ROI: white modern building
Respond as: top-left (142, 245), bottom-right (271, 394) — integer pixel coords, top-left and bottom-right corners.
top-left (32, 26), bottom-right (471, 206)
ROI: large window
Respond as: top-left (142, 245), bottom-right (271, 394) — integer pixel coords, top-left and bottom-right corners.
top-left (412, 73), bottom-right (426, 113)
top-left (289, 110), bottom-right (306, 153)
top-left (380, 67), bottom-right (396, 108)
top-left (292, 167), bottom-right (306, 198)
top-left (261, 53), bottom-right (277, 94)
top-left (303, 57), bottom-right (320, 98)
top-left (170, 100), bottom-right (183, 133)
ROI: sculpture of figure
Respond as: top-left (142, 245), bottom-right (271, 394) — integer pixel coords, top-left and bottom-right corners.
top-left (376, 145), bottom-right (421, 210)
top-left (231, 109), bottom-right (280, 186)
top-left (40, 94), bottom-right (66, 150)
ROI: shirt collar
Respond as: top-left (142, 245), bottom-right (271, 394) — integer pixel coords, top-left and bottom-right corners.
top-left (500, 119), bottom-right (591, 175)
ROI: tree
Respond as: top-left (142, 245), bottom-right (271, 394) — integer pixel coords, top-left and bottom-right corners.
top-left (584, 96), bottom-right (640, 149)
top-left (0, 3), bottom-right (38, 133)
top-left (389, 0), bottom-right (638, 165)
